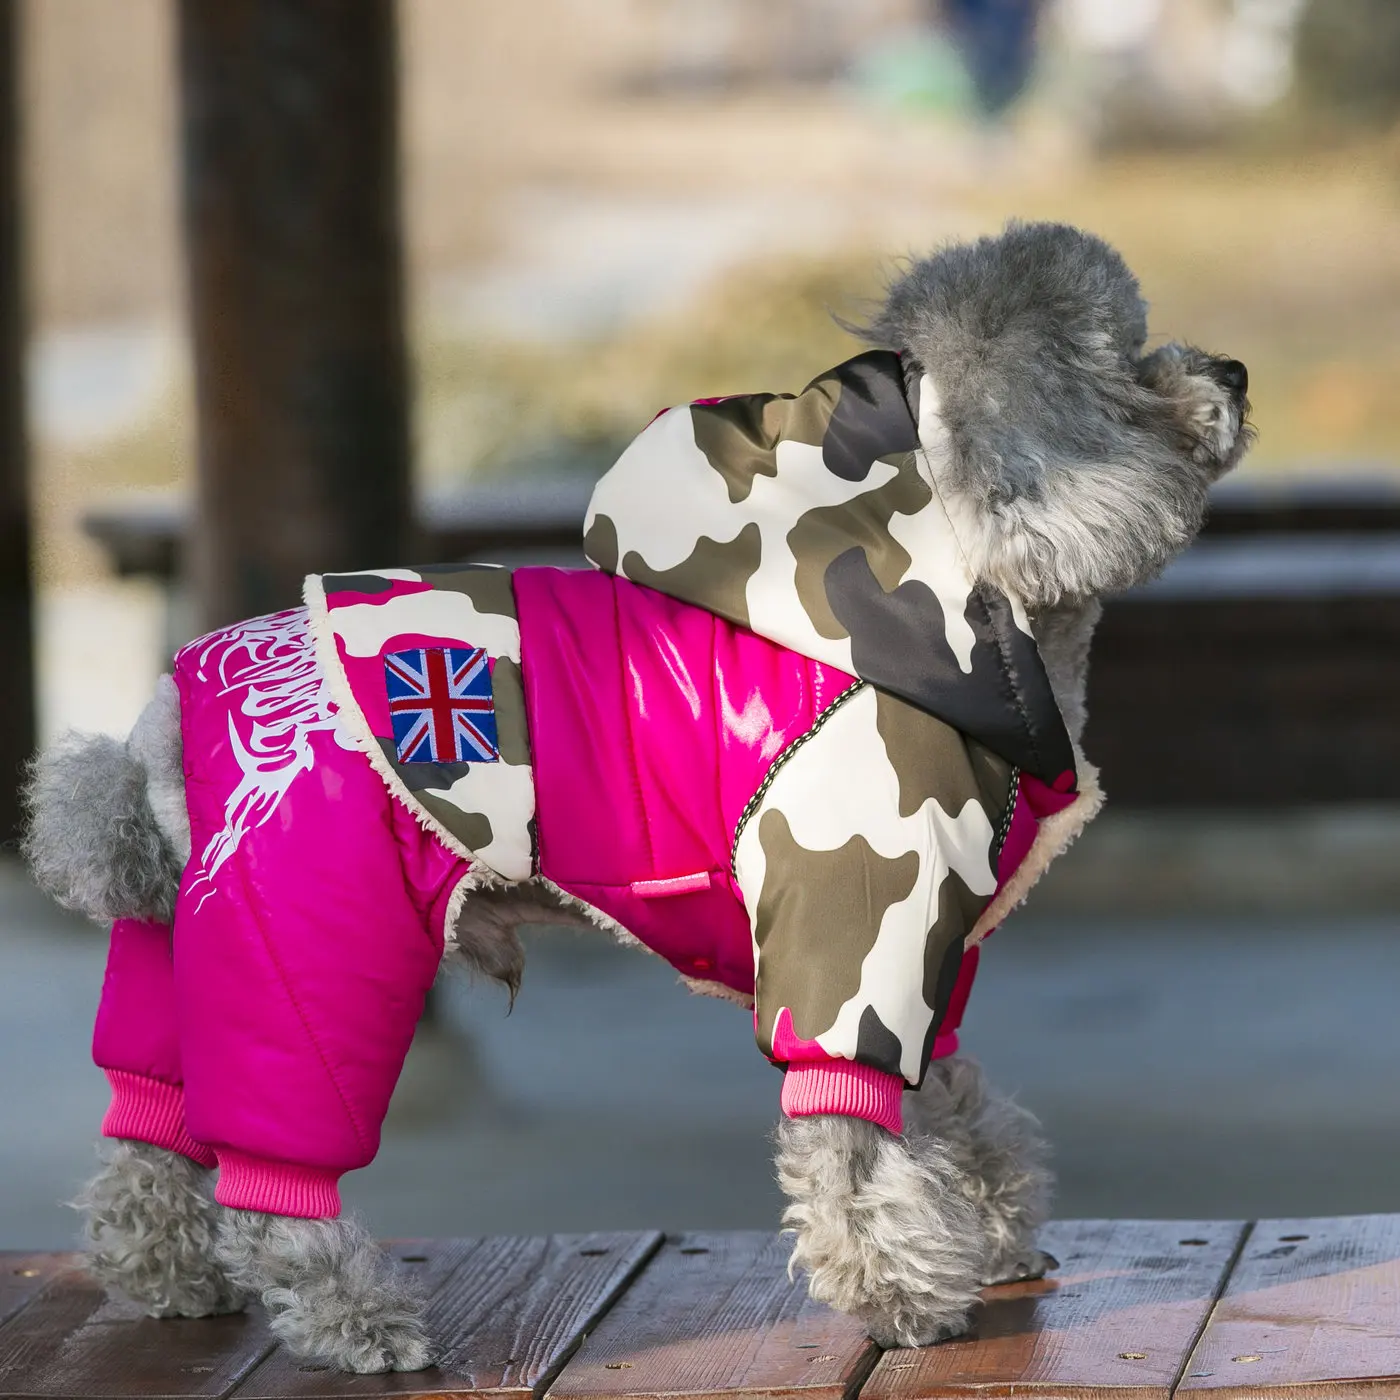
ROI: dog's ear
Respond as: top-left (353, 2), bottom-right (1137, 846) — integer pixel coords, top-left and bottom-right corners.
top-left (867, 221), bottom-right (1152, 505)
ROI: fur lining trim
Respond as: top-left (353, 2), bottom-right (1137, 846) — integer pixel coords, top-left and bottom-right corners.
top-left (680, 975), bottom-right (755, 1010)
top-left (965, 748), bottom-right (1104, 948)
top-left (537, 878), bottom-right (646, 950)
top-left (447, 875), bottom-right (758, 1009)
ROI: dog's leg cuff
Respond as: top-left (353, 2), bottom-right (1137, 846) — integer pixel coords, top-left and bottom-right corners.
top-left (212, 1150), bottom-right (343, 1219)
top-left (101, 1069), bottom-right (218, 1168)
top-left (780, 1061), bottom-right (905, 1135)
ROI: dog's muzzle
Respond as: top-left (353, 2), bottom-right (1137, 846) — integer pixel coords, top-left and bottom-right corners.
top-left (1212, 358), bottom-right (1248, 396)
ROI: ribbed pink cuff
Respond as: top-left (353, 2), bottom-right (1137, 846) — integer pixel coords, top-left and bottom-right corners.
top-left (781, 1061), bottom-right (905, 1135)
top-left (101, 1070), bottom-right (217, 1168)
top-left (214, 1149), bottom-right (343, 1218)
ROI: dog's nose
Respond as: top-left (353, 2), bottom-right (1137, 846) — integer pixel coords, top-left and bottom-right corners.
top-left (1214, 359), bottom-right (1248, 394)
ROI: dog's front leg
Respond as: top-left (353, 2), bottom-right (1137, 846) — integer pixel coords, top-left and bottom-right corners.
top-left (905, 1057), bottom-right (1056, 1286)
top-left (776, 1114), bottom-right (988, 1348)
top-left (213, 1209), bottom-right (432, 1373)
top-left (75, 1140), bottom-right (244, 1318)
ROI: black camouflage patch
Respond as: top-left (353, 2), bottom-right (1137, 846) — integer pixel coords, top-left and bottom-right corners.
top-left (322, 573), bottom-right (396, 595)
top-left (412, 563), bottom-right (519, 618)
top-left (789, 454), bottom-right (931, 642)
top-left (828, 552), bottom-right (1074, 785)
top-left (820, 352), bottom-right (921, 481)
top-left (854, 1005), bottom-right (906, 1078)
top-left (918, 933), bottom-right (970, 1085)
top-left (377, 737), bottom-right (475, 796)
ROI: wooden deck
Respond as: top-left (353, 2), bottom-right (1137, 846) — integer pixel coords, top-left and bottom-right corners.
top-left (4, 1218), bottom-right (1400, 1400)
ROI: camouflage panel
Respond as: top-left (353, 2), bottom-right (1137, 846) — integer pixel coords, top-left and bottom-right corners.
top-left (315, 564), bottom-right (537, 882)
top-left (583, 350), bottom-right (1075, 788)
top-left (733, 683), bottom-right (1014, 1086)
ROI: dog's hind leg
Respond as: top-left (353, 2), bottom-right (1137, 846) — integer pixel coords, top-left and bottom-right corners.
top-left (777, 1114), bottom-right (988, 1348)
top-left (905, 1055), bottom-right (1056, 1285)
top-left (214, 1210), bottom-right (432, 1373)
top-left (74, 1141), bottom-right (244, 1317)
top-left (79, 914), bottom-right (244, 1314)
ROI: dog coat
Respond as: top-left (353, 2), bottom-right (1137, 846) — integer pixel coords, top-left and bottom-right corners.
top-left (92, 350), bottom-right (1101, 1219)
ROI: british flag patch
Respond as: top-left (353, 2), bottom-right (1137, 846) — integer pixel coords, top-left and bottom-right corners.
top-left (384, 646), bottom-right (499, 764)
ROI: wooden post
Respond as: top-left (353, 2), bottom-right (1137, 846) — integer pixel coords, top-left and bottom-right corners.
top-left (0, 0), bottom-right (33, 845)
top-left (176, 0), bottom-right (412, 630)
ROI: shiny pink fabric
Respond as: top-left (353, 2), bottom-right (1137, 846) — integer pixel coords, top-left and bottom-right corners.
top-left (93, 918), bottom-right (216, 1166)
top-left (514, 567), bottom-right (858, 995)
top-left (94, 916), bottom-right (186, 1088)
top-left (87, 612), bottom-right (470, 1217)
top-left (173, 677), bottom-right (462, 1213)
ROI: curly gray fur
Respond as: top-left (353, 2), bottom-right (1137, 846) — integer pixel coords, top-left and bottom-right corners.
top-left (128, 675), bottom-right (191, 864)
top-left (904, 1056), bottom-right (1054, 1285)
top-left (22, 733), bottom-right (182, 926)
top-left (776, 1115), bottom-right (987, 1347)
top-left (868, 220), bottom-right (1253, 608)
top-left (214, 1210), bottom-right (432, 1373)
top-left (73, 1141), bottom-right (244, 1317)
top-left (22, 679), bottom-right (188, 924)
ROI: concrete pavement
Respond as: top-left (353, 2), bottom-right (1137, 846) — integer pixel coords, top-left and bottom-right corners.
top-left (5, 850), bottom-right (1400, 1248)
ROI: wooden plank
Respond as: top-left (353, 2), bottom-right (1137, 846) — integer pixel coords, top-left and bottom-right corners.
top-left (861, 1219), bottom-right (1246, 1400)
top-left (0, 1257), bottom-right (73, 1334)
top-left (545, 1231), bottom-right (878, 1400)
top-left (1179, 1214), bottom-right (1400, 1399)
top-left (231, 1232), bottom-right (663, 1400)
top-left (0, 1259), bottom-right (274, 1399)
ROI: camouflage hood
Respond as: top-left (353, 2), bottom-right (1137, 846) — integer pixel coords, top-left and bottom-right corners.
top-left (583, 350), bottom-right (1076, 788)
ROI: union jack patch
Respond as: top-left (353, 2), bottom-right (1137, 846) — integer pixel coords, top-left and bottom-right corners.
top-left (384, 646), bottom-right (499, 764)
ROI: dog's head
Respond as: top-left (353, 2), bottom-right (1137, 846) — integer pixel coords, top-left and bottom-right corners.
top-left (867, 220), bottom-right (1254, 610)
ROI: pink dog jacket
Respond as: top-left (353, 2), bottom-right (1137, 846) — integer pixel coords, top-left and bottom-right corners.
top-left (92, 351), bottom-right (1099, 1218)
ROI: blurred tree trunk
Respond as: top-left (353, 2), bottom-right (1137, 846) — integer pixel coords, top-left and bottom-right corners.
top-left (0, 0), bottom-right (34, 845)
top-left (1296, 0), bottom-right (1400, 125)
top-left (177, 0), bottom-right (413, 630)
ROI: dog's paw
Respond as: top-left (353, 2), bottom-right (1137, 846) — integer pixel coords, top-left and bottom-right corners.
top-left (860, 1304), bottom-right (974, 1349)
top-left (980, 1247), bottom-right (1059, 1287)
top-left (330, 1317), bottom-right (434, 1375)
top-left (263, 1286), bottom-right (434, 1373)
top-left (76, 1141), bottom-right (247, 1320)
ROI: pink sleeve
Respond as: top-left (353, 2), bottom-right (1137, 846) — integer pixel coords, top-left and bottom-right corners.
top-left (92, 918), bottom-right (215, 1167)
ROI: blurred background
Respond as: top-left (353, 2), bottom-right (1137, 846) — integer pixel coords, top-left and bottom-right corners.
top-left (3, 0), bottom-right (1400, 1248)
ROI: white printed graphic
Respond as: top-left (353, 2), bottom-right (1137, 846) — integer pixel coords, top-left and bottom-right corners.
top-left (187, 607), bottom-right (349, 904)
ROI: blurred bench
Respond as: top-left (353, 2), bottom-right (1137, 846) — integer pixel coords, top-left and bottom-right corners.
top-left (3, 1217), bottom-right (1399, 1399)
top-left (81, 479), bottom-right (597, 580)
top-left (82, 474), bottom-right (1400, 805)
